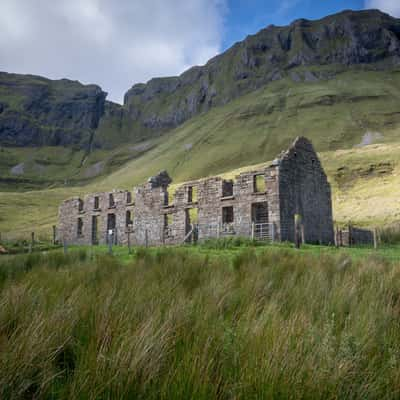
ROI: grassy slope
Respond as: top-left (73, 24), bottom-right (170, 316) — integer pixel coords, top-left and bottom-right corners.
top-left (93, 69), bottom-right (400, 188)
top-left (3, 69), bottom-right (400, 236)
top-left (3, 68), bottom-right (400, 189)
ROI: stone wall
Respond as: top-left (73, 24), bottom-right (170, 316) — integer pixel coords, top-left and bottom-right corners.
top-left (337, 226), bottom-right (374, 247)
top-left (278, 137), bottom-right (334, 245)
top-left (58, 137), bottom-right (334, 247)
top-left (58, 190), bottom-right (134, 246)
top-left (58, 197), bottom-right (84, 245)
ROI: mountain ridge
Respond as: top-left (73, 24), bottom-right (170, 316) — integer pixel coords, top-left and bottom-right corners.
top-left (121, 8), bottom-right (400, 134)
top-left (2, 9), bottom-right (400, 192)
top-left (2, 9), bottom-right (400, 151)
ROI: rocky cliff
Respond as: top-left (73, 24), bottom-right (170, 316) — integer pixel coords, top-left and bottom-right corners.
top-left (123, 9), bottom-right (400, 133)
top-left (0, 72), bottom-right (107, 147)
top-left (1, 9), bottom-right (400, 150)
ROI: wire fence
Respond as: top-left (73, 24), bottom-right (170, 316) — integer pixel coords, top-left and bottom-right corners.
top-left (197, 222), bottom-right (279, 243)
top-left (0, 220), bottom-right (390, 258)
top-left (0, 226), bottom-right (59, 254)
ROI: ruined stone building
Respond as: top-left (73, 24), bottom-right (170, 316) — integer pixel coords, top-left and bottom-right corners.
top-left (58, 137), bottom-right (335, 246)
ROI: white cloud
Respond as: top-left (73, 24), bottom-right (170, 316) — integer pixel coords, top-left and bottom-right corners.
top-left (0, 0), bottom-right (226, 103)
top-left (365, 0), bottom-right (400, 17)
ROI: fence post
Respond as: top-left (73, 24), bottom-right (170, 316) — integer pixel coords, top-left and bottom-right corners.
top-left (294, 214), bottom-right (302, 249)
top-left (108, 230), bottom-right (113, 255)
top-left (373, 228), bottom-right (378, 250)
top-left (335, 226), bottom-right (340, 248)
top-left (348, 224), bottom-right (353, 247)
top-left (251, 222), bottom-right (255, 240)
top-left (128, 230), bottom-right (132, 254)
top-left (145, 229), bottom-right (148, 248)
top-left (52, 225), bottom-right (57, 245)
top-left (63, 239), bottom-right (68, 255)
top-left (31, 232), bottom-right (35, 249)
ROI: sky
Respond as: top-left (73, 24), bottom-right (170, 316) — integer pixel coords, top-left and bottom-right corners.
top-left (1, 0), bottom-right (400, 103)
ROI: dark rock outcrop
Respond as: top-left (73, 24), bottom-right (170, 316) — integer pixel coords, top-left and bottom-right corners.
top-left (148, 170), bottom-right (172, 188)
top-left (2, 9), bottom-right (400, 149)
top-left (0, 72), bottom-right (107, 147)
top-left (123, 9), bottom-right (400, 133)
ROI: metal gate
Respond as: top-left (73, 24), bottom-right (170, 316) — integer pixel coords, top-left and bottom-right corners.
top-left (252, 223), bottom-right (276, 242)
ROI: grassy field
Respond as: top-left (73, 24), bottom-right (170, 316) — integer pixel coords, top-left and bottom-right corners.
top-left (1, 243), bottom-right (400, 399)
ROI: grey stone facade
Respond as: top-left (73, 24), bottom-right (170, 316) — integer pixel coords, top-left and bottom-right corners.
top-left (58, 137), bottom-right (334, 246)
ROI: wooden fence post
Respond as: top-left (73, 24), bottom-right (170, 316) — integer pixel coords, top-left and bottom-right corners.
top-left (373, 228), bottom-right (378, 250)
top-left (145, 229), bottom-right (148, 248)
top-left (348, 224), bottom-right (353, 247)
top-left (31, 232), bottom-right (35, 248)
top-left (52, 225), bottom-right (57, 245)
top-left (294, 214), bottom-right (302, 249)
top-left (128, 230), bottom-right (132, 254)
top-left (108, 230), bottom-right (113, 255)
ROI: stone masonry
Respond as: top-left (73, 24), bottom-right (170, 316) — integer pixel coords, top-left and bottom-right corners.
top-left (58, 137), bottom-right (335, 246)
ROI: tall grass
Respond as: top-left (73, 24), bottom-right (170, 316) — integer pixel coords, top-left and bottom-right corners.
top-left (380, 223), bottom-right (400, 245)
top-left (1, 247), bottom-right (400, 399)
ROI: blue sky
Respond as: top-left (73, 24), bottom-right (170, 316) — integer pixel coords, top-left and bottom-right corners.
top-left (1, 0), bottom-right (398, 102)
top-left (222, 0), bottom-right (364, 49)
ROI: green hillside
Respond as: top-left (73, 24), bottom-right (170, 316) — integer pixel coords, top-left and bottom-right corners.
top-left (3, 9), bottom-right (400, 191)
top-left (2, 68), bottom-right (400, 189)
top-left (3, 69), bottom-right (400, 237)
top-left (98, 68), bottom-right (400, 187)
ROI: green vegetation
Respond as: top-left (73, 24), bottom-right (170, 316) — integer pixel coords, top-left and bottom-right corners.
top-left (3, 70), bottom-right (400, 235)
top-left (1, 244), bottom-right (400, 398)
top-left (3, 69), bottom-right (400, 190)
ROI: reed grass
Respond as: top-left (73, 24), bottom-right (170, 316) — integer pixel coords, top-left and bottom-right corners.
top-left (1, 247), bottom-right (400, 399)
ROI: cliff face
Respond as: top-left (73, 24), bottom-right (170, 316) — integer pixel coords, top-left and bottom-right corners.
top-left (1, 9), bottom-right (400, 150)
top-left (123, 9), bottom-right (400, 131)
top-left (0, 72), bottom-right (107, 147)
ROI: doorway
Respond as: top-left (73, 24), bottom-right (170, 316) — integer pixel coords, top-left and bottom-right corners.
top-left (91, 216), bottom-right (99, 245)
top-left (252, 202), bottom-right (268, 224)
top-left (107, 214), bottom-right (116, 244)
top-left (185, 208), bottom-right (198, 242)
top-left (107, 213), bottom-right (116, 230)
